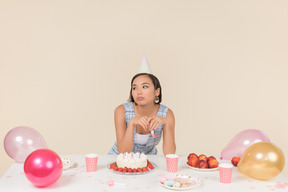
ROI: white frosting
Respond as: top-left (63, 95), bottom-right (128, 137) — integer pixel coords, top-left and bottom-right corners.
top-left (116, 152), bottom-right (147, 169)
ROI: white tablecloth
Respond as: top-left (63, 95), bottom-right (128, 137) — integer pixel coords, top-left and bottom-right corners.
top-left (0, 155), bottom-right (287, 192)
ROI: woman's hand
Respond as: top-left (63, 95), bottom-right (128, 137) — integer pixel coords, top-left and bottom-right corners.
top-left (130, 116), bottom-right (167, 132)
top-left (148, 116), bottom-right (167, 131)
top-left (130, 116), bottom-right (150, 131)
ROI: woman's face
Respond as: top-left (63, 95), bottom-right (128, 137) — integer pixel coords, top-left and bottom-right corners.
top-left (131, 75), bottom-right (159, 105)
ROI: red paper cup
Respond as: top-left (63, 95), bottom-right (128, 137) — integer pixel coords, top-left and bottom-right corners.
top-left (86, 154), bottom-right (98, 172)
top-left (166, 154), bottom-right (179, 173)
top-left (219, 163), bottom-right (233, 183)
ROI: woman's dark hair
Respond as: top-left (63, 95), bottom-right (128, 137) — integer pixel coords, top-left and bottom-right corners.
top-left (128, 73), bottom-right (162, 104)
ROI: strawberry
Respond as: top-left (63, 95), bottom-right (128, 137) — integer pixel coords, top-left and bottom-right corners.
top-left (123, 167), bottom-right (127, 173)
top-left (113, 166), bottom-right (118, 171)
top-left (137, 168), bottom-right (143, 173)
top-left (132, 168), bottom-right (137, 173)
top-left (128, 168), bottom-right (132, 173)
top-left (118, 167), bottom-right (123, 172)
top-left (147, 160), bottom-right (150, 166)
top-left (147, 162), bottom-right (154, 170)
top-left (110, 163), bottom-right (114, 169)
top-left (142, 167), bottom-right (148, 172)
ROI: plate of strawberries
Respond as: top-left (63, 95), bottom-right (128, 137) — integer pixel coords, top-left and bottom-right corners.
top-left (107, 160), bottom-right (156, 175)
top-left (186, 153), bottom-right (219, 172)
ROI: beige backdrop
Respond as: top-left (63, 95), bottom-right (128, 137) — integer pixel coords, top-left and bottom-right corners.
top-left (0, 0), bottom-right (287, 177)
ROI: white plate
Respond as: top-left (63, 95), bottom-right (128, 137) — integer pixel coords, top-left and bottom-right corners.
top-left (61, 157), bottom-right (75, 170)
top-left (186, 163), bottom-right (219, 171)
top-left (159, 177), bottom-right (201, 191)
top-left (107, 161), bottom-right (157, 175)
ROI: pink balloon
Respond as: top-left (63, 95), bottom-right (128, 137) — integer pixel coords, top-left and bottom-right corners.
top-left (4, 126), bottom-right (48, 162)
top-left (24, 149), bottom-right (63, 187)
top-left (221, 129), bottom-right (270, 160)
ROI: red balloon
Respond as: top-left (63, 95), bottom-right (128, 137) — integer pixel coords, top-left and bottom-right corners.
top-left (24, 149), bottom-right (63, 187)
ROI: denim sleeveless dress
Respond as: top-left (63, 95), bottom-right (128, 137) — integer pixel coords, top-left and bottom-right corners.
top-left (108, 102), bottom-right (168, 155)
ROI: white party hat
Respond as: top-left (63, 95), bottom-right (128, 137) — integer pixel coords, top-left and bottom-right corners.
top-left (138, 54), bottom-right (152, 74)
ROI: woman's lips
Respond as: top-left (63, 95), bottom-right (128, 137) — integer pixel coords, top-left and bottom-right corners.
top-left (137, 97), bottom-right (144, 101)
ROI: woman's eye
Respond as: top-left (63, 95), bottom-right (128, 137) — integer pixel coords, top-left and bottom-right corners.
top-left (132, 87), bottom-right (136, 90)
top-left (143, 85), bottom-right (148, 88)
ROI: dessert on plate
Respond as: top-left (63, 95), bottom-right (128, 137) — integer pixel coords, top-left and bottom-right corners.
top-left (109, 152), bottom-right (154, 173)
top-left (159, 173), bottom-right (201, 189)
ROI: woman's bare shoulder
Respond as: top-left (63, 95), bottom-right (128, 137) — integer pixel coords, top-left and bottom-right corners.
top-left (167, 108), bottom-right (174, 116)
top-left (166, 108), bottom-right (175, 121)
top-left (114, 104), bottom-right (125, 114)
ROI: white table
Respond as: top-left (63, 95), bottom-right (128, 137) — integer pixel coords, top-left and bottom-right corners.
top-left (0, 155), bottom-right (287, 192)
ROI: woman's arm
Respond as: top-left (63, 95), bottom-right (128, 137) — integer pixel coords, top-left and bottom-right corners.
top-left (114, 105), bottom-right (134, 153)
top-left (162, 109), bottom-right (176, 155)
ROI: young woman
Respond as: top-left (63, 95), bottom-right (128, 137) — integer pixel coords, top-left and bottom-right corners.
top-left (108, 73), bottom-right (176, 155)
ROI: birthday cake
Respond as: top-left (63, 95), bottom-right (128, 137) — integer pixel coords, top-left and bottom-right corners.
top-left (117, 152), bottom-right (147, 169)
top-left (109, 152), bottom-right (154, 173)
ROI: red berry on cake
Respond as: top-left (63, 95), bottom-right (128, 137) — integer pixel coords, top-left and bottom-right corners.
top-left (128, 168), bottom-right (132, 173)
top-left (148, 162), bottom-right (154, 170)
top-left (132, 168), bottom-right (137, 173)
top-left (137, 168), bottom-right (143, 173)
top-left (142, 167), bottom-right (148, 172)
top-left (123, 167), bottom-right (127, 173)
